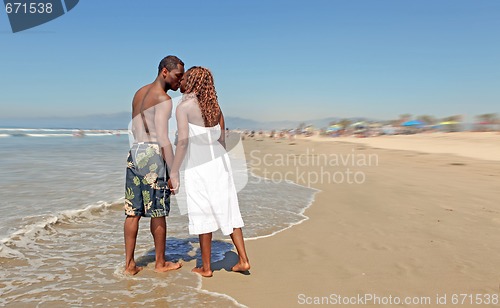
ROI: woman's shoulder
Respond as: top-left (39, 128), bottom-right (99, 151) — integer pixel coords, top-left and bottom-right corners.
top-left (180, 93), bottom-right (197, 104)
top-left (177, 94), bottom-right (195, 110)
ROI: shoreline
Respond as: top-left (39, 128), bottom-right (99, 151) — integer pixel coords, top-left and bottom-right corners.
top-left (202, 134), bottom-right (500, 307)
top-left (241, 171), bottom-right (321, 242)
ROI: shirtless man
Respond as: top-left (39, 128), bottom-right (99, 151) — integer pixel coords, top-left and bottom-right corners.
top-left (123, 55), bottom-right (184, 275)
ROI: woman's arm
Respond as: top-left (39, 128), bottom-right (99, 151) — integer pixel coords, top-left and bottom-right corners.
top-left (218, 110), bottom-right (226, 149)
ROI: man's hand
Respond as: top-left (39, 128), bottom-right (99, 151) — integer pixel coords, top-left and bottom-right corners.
top-left (169, 174), bottom-right (180, 195)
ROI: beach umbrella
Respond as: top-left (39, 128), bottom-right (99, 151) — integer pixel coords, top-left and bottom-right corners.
top-left (350, 121), bottom-right (366, 128)
top-left (327, 124), bottom-right (342, 132)
top-left (402, 120), bottom-right (424, 127)
top-left (439, 121), bottom-right (460, 125)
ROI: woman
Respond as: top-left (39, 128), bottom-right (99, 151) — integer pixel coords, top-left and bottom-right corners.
top-left (170, 67), bottom-right (250, 277)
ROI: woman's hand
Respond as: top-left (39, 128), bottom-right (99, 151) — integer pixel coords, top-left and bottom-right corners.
top-left (169, 173), bottom-right (180, 194)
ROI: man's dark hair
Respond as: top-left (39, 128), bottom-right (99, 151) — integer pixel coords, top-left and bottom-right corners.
top-left (158, 55), bottom-right (184, 74)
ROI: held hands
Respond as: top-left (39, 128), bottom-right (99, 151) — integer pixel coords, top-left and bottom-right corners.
top-left (169, 174), bottom-right (180, 194)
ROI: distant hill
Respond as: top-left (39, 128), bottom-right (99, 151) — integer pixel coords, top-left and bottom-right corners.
top-left (225, 116), bottom-right (372, 130)
top-left (0, 113), bottom-right (373, 130)
top-left (0, 112), bottom-right (131, 129)
top-left (224, 117), bottom-right (324, 130)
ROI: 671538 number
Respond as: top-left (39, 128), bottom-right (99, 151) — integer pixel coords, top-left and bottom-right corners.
top-left (5, 2), bottom-right (53, 14)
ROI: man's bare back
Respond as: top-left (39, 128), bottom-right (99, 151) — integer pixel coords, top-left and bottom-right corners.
top-left (131, 83), bottom-right (173, 144)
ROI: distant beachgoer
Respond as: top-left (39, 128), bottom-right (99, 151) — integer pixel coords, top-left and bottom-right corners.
top-left (73, 129), bottom-right (85, 137)
top-left (169, 66), bottom-right (250, 277)
top-left (289, 129), bottom-right (296, 142)
top-left (123, 55), bottom-right (184, 275)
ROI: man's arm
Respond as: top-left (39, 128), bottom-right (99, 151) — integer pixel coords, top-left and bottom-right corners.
top-left (130, 91), bottom-right (142, 139)
top-left (154, 98), bottom-right (174, 172)
top-left (170, 102), bottom-right (189, 179)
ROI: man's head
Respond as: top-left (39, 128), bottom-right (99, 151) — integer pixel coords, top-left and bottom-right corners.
top-left (179, 69), bottom-right (190, 94)
top-left (158, 55), bottom-right (185, 91)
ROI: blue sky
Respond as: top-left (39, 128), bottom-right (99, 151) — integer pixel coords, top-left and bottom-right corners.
top-left (1, 0), bottom-right (499, 122)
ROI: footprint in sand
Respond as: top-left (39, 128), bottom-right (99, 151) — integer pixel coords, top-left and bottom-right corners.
top-left (369, 242), bottom-right (390, 251)
top-left (394, 258), bottom-right (424, 276)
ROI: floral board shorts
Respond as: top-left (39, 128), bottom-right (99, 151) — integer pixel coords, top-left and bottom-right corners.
top-left (124, 143), bottom-right (170, 217)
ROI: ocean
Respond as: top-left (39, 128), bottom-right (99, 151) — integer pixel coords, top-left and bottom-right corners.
top-left (0, 128), bottom-right (317, 307)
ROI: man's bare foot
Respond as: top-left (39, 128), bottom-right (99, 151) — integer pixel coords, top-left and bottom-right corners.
top-left (192, 267), bottom-right (213, 277)
top-left (231, 261), bottom-right (250, 272)
top-left (155, 261), bottom-right (183, 273)
top-left (124, 265), bottom-right (143, 275)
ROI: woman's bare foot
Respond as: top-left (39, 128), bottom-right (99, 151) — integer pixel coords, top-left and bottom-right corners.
top-left (155, 261), bottom-right (183, 273)
top-left (231, 261), bottom-right (250, 272)
top-left (124, 265), bottom-right (143, 275)
top-left (192, 267), bottom-right (213, 277)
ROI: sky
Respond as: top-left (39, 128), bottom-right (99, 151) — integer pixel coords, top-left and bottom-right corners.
top-left (0, 0), bottom-right (499, 123)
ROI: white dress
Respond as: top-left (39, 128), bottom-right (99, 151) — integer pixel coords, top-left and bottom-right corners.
top-left (184, 122), bottom-right (244, 235)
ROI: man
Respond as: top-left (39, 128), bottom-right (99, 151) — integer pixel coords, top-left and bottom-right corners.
top-left (123, 55), bottom-right (184, 275)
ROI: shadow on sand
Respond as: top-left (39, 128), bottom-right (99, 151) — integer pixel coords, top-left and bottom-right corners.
top-left (137, 237), bottom-right (250, 275)
top-left (210, 251), bottom-right (251, 275)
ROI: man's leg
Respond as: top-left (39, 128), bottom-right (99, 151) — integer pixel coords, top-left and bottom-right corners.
top-left (192, 232), bottom-right (213, 277)
top-left (230, 228), bottom-right (251, 272)
top-left (150, 217), bottom-right (182, 272)
top-left (124, 215), bottom-right (143, 275)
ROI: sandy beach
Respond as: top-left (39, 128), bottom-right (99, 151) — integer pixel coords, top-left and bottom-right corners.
top-left (309, 132), bottom-right (500, 162)
top-left (203, 133), bottom-right (500, 307)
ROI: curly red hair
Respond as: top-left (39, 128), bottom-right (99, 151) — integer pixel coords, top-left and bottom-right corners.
top-left (183, 66), bottom-right (220, 127)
